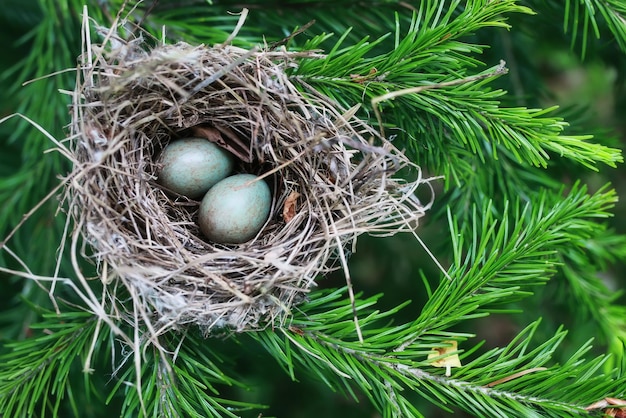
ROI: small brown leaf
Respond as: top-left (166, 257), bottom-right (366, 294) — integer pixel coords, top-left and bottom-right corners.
top-left (613, 409), bottom-right (626, 418)
top-left (586, 397), bottom-right (626, 414)
top-left (349, 74), bottom-right (365, 83)
top-left (427, 340), bottom-right (461, 377)
top-left (191, 124), bottom-right (223, 143)
top-left (283, 191), bottom-right (301, 223)
top-left (604, 398), bottom-right (626, 418)
top-left (191, 124), bottom-right (253, 163)
top-left (289, 326), bottom-right (305, 336)
top-left (349, 68), bottom-right (377, 84)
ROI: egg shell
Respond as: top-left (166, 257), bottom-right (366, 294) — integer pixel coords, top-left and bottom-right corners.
top-left (157, 137), bottom-right (234, 199)
top-left (198, 174), bottom-right (272, 244)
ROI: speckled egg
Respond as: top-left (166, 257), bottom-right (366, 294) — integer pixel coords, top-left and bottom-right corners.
top-left (157, 137), bottom-right (234, 199)
top-left (198, 174), bottom-right (272, 244)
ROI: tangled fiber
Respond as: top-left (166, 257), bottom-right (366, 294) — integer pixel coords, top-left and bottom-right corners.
top-left (64, 16), bottom-right (433, 335)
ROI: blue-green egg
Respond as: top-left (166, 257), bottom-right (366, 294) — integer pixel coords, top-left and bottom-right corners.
top-left (157, 137), bottom-right (234, 199)
top-left (198, 174), bottom-right (272, 244)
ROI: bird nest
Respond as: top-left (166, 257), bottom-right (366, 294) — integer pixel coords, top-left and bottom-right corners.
top-left (65, 21), bottom-right (433, 335)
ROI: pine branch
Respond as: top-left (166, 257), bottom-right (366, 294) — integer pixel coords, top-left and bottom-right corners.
top-left (0, 304), bottom-right (262, 418)
top-left (106, 332), bottom-right (263, 417)
top-left (552, 233), bottom-right (626, 361)
top-left (0, 309), bottom-right (99, 417)
top-left (430, 179), bottom-right (626, 375)
top-left (563, 0), bottom-right (626, 58)
top-left (253, 289), bottom-right (626, 417)
top-left (290, 2), bottom-right (622, 186)
top-left (1, 1), bottom-right (624, 417)
top-left (415, 183), bottom-right (618, 335)
top-left (0, 0), bottom-right (108, 295)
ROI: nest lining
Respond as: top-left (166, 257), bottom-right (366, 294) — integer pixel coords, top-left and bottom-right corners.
top-left (67, 26), bottom-right (432, 333)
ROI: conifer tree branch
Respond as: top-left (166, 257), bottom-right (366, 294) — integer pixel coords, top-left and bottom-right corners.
top-left (251, 183), bottom-right (624, 416)
top-left (254, 292), bottom-right (626, 417)
top-left (106, 330), bottom-right (263, 417)
top-left (1, 1), bottom-right (625, 417)
top-left (563, 0), bottom-right (626, 57)
top-left (290, 2), bottom-right (622, 178)
top-left (413, 183), bottom-right (618, 335)
top-left (371, 60), bottom-right (509, 136)
top-left (554, 245), bottom-right (626, 360)
top-left (0, 310), bottom-right (99, 417)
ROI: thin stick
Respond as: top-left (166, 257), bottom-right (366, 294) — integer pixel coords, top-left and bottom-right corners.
top-left (268, 19), bottom-right (316, 50)
top-left (246, 149), bottom-right (307, 184)
top-left (21, 68), bottom-right (79, 86)
top-left (411, 229), bottom-right (453, 282)
top-left (131, 287), bottom-right (147, 417)
top-left (222, 8), bottom-right (249, 47)
top-left (324, 199), bottom-right (364, 343)
top-left (0, 113), bottom-right (72, 159)
top-left (82, 5), bottom-right (93, 87)
top-left (0, 178), bottom-right (66, 249)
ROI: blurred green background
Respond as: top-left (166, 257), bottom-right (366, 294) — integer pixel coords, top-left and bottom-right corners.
top-left (1, 1), bottom-right (625, 417)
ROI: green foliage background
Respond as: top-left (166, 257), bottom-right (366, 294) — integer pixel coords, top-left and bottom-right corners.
top-left (1, 0), bottom-right (626, 417)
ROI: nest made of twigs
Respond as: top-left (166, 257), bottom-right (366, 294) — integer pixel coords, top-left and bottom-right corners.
top-left (65, 21), bottom-right (432, 334)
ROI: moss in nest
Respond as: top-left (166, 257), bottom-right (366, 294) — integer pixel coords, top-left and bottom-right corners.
top-left (66, 20), bottom-right (433, 335)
